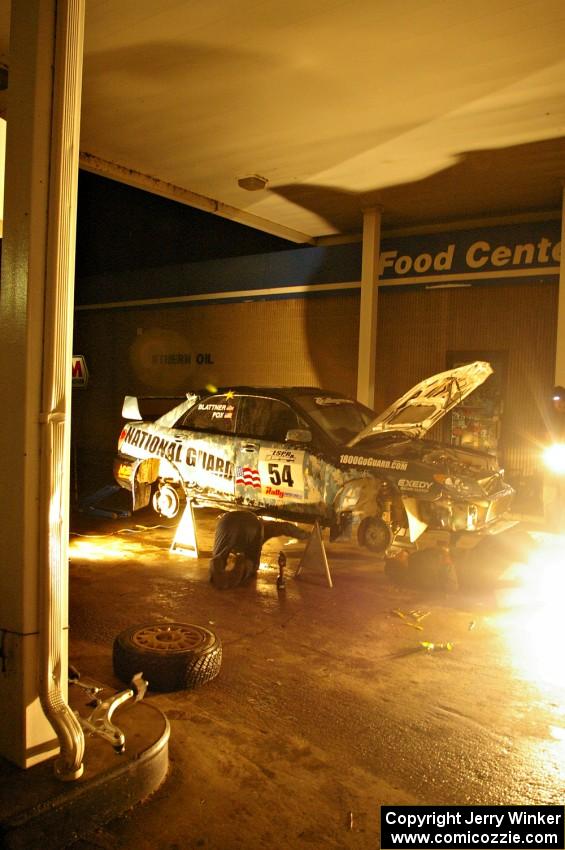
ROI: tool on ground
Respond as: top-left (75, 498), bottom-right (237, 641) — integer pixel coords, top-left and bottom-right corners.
top-left (277, 551), bottom-right (286, 590)
top-left (75, 673), bottom-right (148, 753)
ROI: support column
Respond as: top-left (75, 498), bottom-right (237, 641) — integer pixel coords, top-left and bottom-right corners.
top-left (356, 207), bottom-right (382, 409)
top-left (0, 0), bottom-right (85, 772)
top-left (555, 186), bottom-right (565, 386)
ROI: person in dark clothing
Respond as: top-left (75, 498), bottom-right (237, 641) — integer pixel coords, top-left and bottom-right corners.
top-left (209, 510), bottom-right (309, 589)
top-left (542, 385), bottom-right (565, 531)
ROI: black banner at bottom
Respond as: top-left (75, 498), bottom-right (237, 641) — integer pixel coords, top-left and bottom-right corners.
top-left (381, 806), bottom-right (564, 849)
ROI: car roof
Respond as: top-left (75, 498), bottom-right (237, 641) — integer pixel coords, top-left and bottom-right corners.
top-left (208, 386), bottom-right (351, 400)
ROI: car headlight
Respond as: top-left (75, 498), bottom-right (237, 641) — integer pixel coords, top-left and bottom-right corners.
top-left (542, 443), bottom-right (565, 474)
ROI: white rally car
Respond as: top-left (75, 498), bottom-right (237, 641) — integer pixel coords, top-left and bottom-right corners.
top-left (113, 362), bottom-right (514, 554)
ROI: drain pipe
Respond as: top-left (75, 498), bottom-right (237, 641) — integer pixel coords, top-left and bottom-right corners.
top-left (36, 0), bottom-right (86, 781)
top-left (39, 412), bottom-right (84, 780)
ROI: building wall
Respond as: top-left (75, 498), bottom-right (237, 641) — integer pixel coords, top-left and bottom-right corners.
top-left (374, 279), bottom-right (558, 480)
top-left (72, 293), bottom-right (360, 494)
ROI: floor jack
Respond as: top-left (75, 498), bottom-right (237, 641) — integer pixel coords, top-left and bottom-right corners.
top-left (77, 483), bottom-right (132, 520)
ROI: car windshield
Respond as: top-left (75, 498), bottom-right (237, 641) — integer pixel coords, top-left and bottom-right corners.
top-left (353, 431), bottom-right (414, 452)
top-left (294, 394), bottom-right (373, 445)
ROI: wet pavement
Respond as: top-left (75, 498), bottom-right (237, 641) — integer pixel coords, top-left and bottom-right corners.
top-left (59, 508), bottom-right (565, 847)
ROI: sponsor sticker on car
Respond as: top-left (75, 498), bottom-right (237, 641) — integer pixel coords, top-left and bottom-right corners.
top-left (258, 447), bottom-right (305, 501)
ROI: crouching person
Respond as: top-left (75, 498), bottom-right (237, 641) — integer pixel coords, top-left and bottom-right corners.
top-left (209, 510), bottom-right (309, 589)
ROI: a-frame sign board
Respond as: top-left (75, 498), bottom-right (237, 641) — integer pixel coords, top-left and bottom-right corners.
top-left (295, 521), bottom-right (333, 588)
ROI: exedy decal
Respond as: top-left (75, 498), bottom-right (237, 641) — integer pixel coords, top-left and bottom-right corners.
top-left (398, 478), bottom-right (433, 491)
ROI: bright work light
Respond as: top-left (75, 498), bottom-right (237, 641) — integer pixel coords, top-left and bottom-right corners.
top-left (542, 443), bottom-right (565, 474)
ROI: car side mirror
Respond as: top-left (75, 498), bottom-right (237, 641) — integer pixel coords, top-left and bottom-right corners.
top-left (286, 428), bottom-right (312, 444)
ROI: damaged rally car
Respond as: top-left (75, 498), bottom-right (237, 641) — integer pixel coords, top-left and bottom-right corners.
top-left (113, 361), bottom-right (514, 554)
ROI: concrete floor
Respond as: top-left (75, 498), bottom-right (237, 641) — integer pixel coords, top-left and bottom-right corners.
top-left (60, 505), bottom-right (565, 849)
top-left (8, 504), bottom-right (564, 849)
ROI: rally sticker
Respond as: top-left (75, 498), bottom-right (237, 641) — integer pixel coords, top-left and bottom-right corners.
top-left (258, 448), bottom-right (305, 501)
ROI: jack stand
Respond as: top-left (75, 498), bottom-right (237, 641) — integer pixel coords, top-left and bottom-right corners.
top-left (170, 498), bottom-right (200, 557)
top-left (75, 673), bottom-right (148, 754)
top-left (295, 521), bottom-right (333, 588)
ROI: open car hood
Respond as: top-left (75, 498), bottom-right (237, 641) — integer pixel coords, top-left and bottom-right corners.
top-left (348, 360), bottom-right (493, 446)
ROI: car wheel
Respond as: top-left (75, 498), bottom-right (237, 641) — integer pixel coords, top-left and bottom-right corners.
top-left (152, 483), bottom-right (183, 519)
top-left (357, 516), bottom-right (392, 554)
top-left (113, 622), bottom-right (222, 693)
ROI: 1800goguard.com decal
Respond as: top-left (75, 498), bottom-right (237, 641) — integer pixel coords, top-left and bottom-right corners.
top-left (340, 453), bottom-right (408, 471)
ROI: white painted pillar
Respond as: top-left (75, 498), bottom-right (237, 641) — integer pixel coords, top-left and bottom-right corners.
top-left (0, 0), bottom-right (85, 773)
top-left (555, 187), bottom-right (565, 386)
top-left (356, 207), bottom-right (382, 409)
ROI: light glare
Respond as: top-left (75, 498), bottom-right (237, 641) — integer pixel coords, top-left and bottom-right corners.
top-left (542, 443), bottom-right (565, 474)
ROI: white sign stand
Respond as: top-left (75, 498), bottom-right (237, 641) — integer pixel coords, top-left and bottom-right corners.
top-left (295, 521), bottom-right (333, 588)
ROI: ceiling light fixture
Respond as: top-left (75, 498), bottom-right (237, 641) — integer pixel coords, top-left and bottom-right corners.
top-left (237, 174), bottom-right (268, 191)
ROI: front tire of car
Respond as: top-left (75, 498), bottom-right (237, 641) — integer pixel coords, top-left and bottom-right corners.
top-left (357, 516), bottom-right (392, 555)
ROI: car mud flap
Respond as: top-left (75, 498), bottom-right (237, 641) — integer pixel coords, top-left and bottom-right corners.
top-left (401, 496), bottom-right (428, 542)
top-left (132, 478), bottom-right (151, 511)
top-left (131, 457), bottom-right (160, 511)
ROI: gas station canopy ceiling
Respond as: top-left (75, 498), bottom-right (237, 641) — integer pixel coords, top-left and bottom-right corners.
top-left (1, 0), bottom-right (565, 242)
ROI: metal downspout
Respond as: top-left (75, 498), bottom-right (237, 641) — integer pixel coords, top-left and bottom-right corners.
top-left (36, 0), bottom-right (85, 781)
top-left (39, 413), bottom-right (84, 780)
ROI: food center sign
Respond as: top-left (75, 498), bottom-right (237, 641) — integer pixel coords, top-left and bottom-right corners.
top-left (378, 220), bottom-right (561, 284)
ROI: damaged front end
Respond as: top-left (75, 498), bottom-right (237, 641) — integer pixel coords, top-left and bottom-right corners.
top-left (331, 477), bottom-right (414, 554)
top-left (331, 459), bottom-right (514, 556)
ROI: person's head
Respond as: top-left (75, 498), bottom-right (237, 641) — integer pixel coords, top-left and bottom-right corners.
top-left (225, 551), bottom-right (244, 573)
top-left (225, 551), bottom-right (255, 584)
top-left (552, 386), bottom-right (565, 414)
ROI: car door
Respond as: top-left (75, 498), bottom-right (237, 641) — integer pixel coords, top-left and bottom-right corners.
top-left (233, 395), bottom-right (321, 518)
top-left (171, 393), bottom-right (239, 498)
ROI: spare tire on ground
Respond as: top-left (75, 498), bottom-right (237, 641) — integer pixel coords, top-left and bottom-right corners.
top-left (113, 622), bottom-right (222, 692)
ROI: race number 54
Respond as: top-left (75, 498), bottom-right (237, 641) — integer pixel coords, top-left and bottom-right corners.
top-left (268, 462), bottom-right (294, 488)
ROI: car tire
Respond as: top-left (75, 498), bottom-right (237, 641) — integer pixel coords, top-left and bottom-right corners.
top-left (113, 622), bottom-right (222, 693)
top-left (357, 516), bottom-right (392, 555)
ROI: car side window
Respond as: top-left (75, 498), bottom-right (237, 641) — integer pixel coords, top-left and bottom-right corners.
top-left (175, 394), bottom-right (238, 434)
top-left (237, 397), bottom-right (299, 441)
